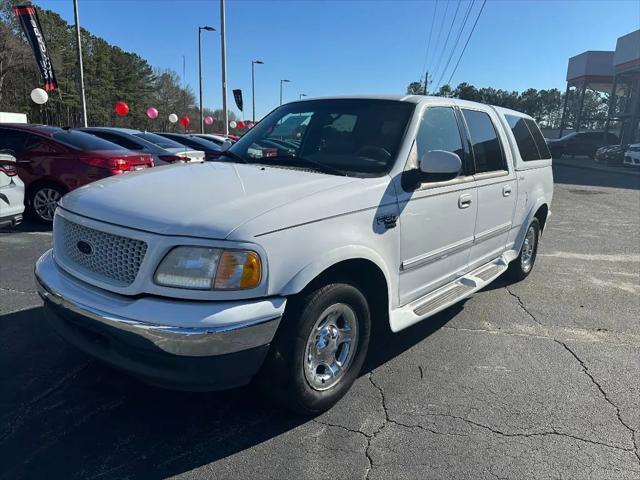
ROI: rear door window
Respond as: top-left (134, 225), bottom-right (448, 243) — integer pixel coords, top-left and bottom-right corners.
top-left (461, 109), bottom-right (506, 173)
top-left (0, 129), bottom-right (30, 152)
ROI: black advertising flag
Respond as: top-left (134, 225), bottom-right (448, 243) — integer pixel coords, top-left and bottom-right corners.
top-left (13, 4), bottom-right (58, 91)
top-left (233, 89), bottom-right (243, 112)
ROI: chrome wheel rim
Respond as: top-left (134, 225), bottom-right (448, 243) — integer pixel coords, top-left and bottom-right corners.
top-left (521, 225), bottom-right (537, 272)
top-left (303, 303), bottom-right (359, 391)
top-left (33, 188), bottom-right (61, 221)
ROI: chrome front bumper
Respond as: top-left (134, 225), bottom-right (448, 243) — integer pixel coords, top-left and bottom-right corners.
top-left (35, 250), bottom-right (285, 389)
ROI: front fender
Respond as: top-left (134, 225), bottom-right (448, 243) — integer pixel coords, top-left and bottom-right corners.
top-left (279, 244), bottom-right (394, 299)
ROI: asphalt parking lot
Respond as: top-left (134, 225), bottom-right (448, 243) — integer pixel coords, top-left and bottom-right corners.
top-left (1, 163), bottom-right (638, 479)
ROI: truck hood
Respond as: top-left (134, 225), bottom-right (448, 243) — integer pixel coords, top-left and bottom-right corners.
top-left (60, 162), bottom-right (357, 239)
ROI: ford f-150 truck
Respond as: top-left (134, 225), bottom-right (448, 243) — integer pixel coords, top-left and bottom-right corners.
top-left (35, 96), bottom-right (553, 414)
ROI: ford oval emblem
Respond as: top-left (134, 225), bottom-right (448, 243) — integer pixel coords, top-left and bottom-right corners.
top-left (77, 240), bottom-right (93, 255)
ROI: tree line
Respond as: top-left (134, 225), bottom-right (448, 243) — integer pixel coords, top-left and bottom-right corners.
top-left (0, 1), bottom-right (236, 132)
top-left (407, 79), bottom-right (611, 131)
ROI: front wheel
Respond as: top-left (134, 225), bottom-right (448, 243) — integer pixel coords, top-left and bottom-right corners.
top-left (258, 282), bottom-right (371, 415)
top-left (507, 218), bottom-right (540, 282)
top-left (28, 184), bottom-right (65, 223)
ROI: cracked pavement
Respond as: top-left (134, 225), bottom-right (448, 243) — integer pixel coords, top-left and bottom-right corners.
top-left (0, 164), bottom-right (638, 479)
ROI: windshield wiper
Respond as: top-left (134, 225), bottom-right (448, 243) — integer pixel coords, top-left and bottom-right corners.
top-left (219, 150), bottom-right (248, 164)
top-left (259, 155), bottom-right (348, 176)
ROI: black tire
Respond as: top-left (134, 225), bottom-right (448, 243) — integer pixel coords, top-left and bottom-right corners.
top-left (27, 183), bottom-right (65, 224)
top-left (507, 218), bottom-right (540, 282)
top-left (258, 282), bottom-right (371, 415)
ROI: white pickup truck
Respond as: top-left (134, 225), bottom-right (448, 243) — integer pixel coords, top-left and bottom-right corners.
top-left (35, 96), bottom-right (553, 414)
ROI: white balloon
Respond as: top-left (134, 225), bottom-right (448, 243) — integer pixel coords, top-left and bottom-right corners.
top-left (168, 113), bottom-right (178, 123)
top-left (229, 120), bottom-right (237, 129)
top-left (30, 88), bottom-right (49, 105)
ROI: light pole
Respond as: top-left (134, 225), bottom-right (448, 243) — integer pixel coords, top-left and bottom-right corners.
top-left (72, 0), bottom-right (87, 127)
top-left (280, 79), bottom-right (291, 106)
top-left (299, 93), bottom-right (307, 100)
top-left (251, 60), bottom-right (263, 123)
top-left (198, 25), bottom-right (215, 133)
top-left (220, 0), bottom-right (228, 135)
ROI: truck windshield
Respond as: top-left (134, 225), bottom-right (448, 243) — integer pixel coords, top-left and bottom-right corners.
top-left (227, 99), bottom-right (414, 176)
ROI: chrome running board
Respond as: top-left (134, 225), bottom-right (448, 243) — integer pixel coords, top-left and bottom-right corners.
top-left (390, 256), bottom-right (509, 332)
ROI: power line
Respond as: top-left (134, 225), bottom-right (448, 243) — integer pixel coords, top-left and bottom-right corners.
top-left (420, 0), bottom-right (439, 86)
top-left (446, 0), bottom-right (487, 87)
top-left (434, 0), bottom-right (475, 92)
top-left (430, 0), bottom-right (462, 90)
top-left (426, 0), bottom-right (450, 77)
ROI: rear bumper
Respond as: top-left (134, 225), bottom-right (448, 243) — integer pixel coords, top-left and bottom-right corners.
top-left (35, 250), bottom-right (285, 390)
top-left (0, 212), bottom-right (23, 228)
top-left (0, 180), bottom-right (25, 228)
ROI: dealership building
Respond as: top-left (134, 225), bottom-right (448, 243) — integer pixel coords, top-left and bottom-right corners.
top-left (560, 29), bottom-right (639, 144)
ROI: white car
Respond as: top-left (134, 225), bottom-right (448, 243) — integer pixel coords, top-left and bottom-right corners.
top-left (35, 96), bottom-right (553, 413)
top-left (0, 152), bottom-right (25, 228)
top-left (624, 143), bottom-right (640, 167)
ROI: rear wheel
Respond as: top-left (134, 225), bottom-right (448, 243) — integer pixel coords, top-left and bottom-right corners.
top-left (258, 282), bottom-right (371, 415)
top-left (28, 183), bottom-right (65, 223)
top-left (507, 218), bottom-right (540, 281)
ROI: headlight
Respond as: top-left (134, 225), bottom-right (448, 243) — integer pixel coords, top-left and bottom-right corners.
top-left (154, 247), bottom-right (262, 290)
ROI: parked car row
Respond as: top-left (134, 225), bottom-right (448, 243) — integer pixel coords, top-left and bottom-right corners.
top-left (594, 142), bottom-right (640, 167)
top-left (0, 123), bottom-right (236, 224)
top-left (545, 131), bottom-right (620, 159)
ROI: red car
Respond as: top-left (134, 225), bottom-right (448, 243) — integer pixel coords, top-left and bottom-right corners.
top-left (0, 124), bottom-right (153, 223)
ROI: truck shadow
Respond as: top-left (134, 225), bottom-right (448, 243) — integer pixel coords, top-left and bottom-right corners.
top-left (0, 302), bottom-right (460, 479)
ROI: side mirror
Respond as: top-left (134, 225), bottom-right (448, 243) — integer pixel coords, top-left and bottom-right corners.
top-left (418, 150), bottom-right (461, 182)
top-left (221, 139), bottom-right (233, 151)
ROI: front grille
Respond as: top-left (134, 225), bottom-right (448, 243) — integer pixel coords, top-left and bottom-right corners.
top-left (57, 217), bottom-right (147, 287)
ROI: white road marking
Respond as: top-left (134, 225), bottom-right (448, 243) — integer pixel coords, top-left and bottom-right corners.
top-left (539, 252), bottom-right (640, 262)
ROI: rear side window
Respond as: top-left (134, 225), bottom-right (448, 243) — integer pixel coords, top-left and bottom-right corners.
top-left (135, 132), bottom-right (185, 149)
top-left (505, 115), bottom-right (540, 161)
top-left (524, 119), bottom-right (551, 159)
top-left (52, 130), bottom-right (128, 151)
top-left (461, 109), bottom-right (506, 173)
top-left (161, 134), bottom-right (216, 151)
top-left (89, 131), bottom-right (143, 150)
top-left (504, 115), bottom-right (551, 161)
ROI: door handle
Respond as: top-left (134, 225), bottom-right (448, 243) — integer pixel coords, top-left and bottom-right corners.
top-left (503, 185), bottom-right (512, 197)
top-left (458, 194), bottom-right (472, 209)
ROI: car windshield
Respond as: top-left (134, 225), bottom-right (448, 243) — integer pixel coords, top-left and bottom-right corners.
top-left (52, 129), bottom-right (129, 151)
top-left (134, 132), bottom-right (186, 149)
top-left (226, 99), bottom-right (415, 176)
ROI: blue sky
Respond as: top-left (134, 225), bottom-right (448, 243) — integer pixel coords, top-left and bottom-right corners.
top-left (36, 0), bottom-right (639, 120)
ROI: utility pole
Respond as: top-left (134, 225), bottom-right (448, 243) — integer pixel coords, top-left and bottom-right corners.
top-left (72, 0), bottom-right (87, 127)
top-left (423, 71), bottom-right (429, 95)
top-left (220, 0), bottom-right (228, 135)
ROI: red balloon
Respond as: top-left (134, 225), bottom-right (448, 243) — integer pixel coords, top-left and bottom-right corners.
top-left (179, 116), bottom-right (190, 127)
top-left (236, 121), bottom-right (245, 129)
top-left (115, 101), bottom-right (129, 116)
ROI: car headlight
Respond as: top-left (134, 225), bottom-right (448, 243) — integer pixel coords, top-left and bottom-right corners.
top-left (154, 246), bottom-right (262, 290)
